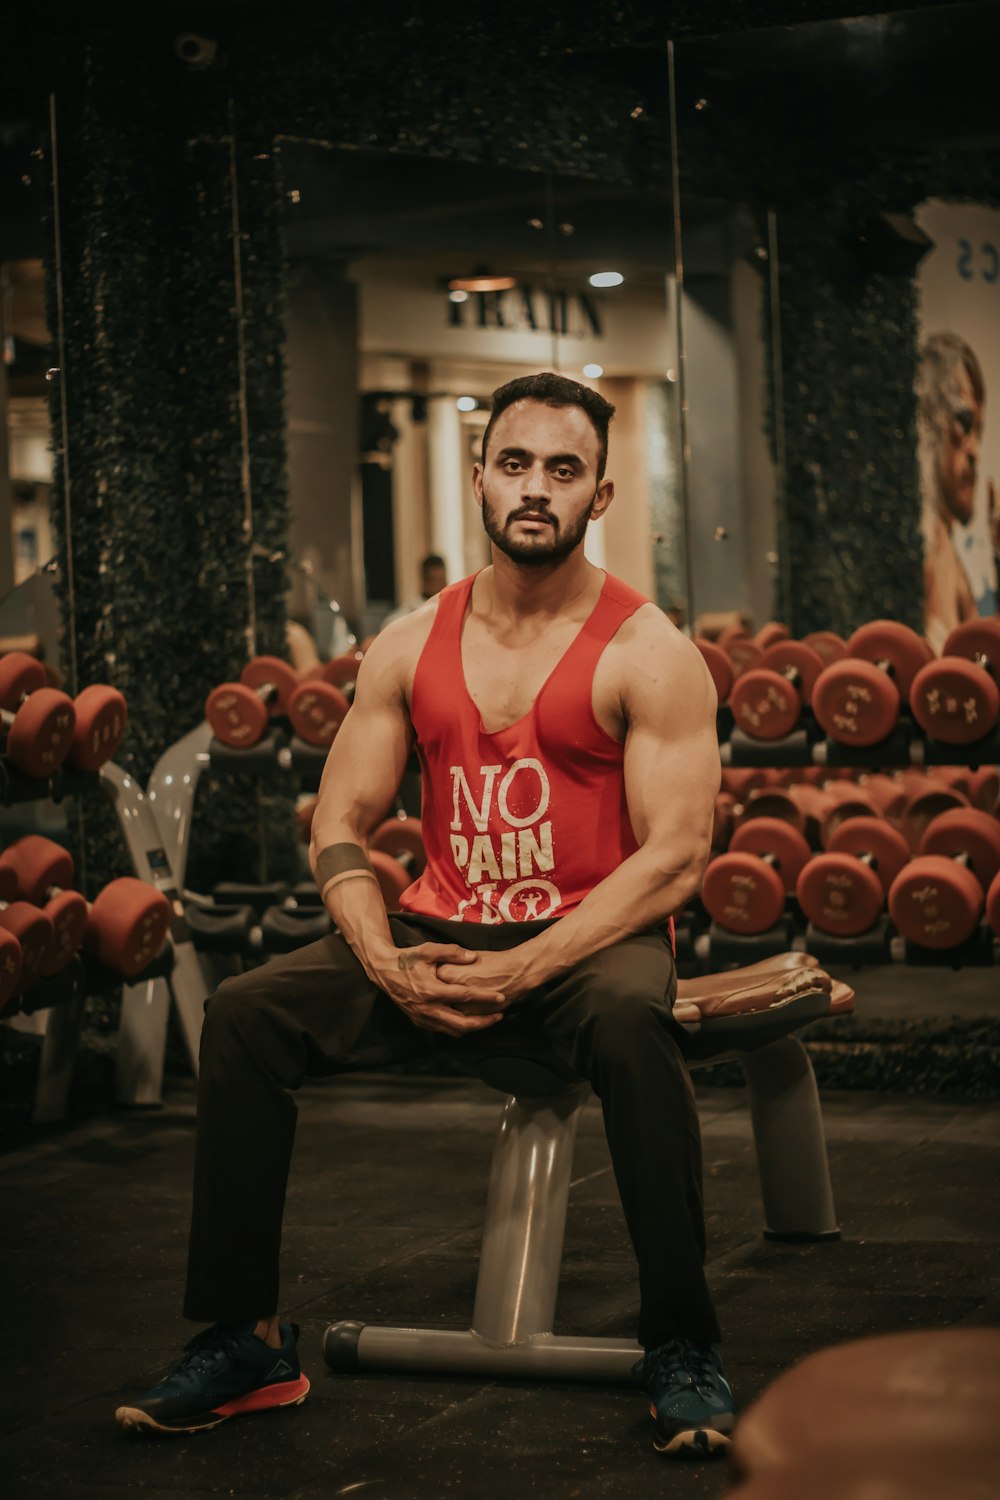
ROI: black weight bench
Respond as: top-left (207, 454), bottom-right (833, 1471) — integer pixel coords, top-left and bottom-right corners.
top-left (324, 956), bottom-right (849, 1383)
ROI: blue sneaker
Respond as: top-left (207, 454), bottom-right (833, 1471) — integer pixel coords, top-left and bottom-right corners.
top-left (637, 1338), bottom-right (736, 1457)
top-left (115, 1320), bottom-right (310, 1434)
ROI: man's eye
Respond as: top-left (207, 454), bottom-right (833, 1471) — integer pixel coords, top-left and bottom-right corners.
top-left (502, 460), bottom-right (523, 472)
top-left (953, 407), bottom-right (975, 436)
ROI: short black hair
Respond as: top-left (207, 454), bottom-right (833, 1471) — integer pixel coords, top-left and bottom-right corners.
top-left (420, 553), bottom-right (446, 571)
top-left (481, 372), bottom-right (616, 480)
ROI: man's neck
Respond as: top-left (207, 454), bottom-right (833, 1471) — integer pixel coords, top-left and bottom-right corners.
top-left (482, 546), bottom-right (601, 621)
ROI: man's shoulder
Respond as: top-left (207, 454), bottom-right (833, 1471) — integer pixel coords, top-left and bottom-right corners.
top-left (362, 597), bottom-right (442, 688)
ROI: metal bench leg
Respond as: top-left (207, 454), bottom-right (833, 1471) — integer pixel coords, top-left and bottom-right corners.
top-left (34, 996), bottom-right (86, 1124)
top-left (116, 976), bottom-right (171, 1105)
top-left (325, 1084), bottom-right (642, 1382)
top-left (740, 1036), bottom-right (840, 1241)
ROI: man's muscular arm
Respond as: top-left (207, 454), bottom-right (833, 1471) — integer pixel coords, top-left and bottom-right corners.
top-left (309, 620), bottom-right (506, 1036)
top-left (438, 614), bottom-right (720, 997)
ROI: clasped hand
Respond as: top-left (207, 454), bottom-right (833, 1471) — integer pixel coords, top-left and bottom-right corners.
top-left (372, 942), bottom-right (532, 1038)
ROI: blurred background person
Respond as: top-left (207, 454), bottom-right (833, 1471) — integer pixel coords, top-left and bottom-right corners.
top-left (381, 553), bottom-right (448, 630)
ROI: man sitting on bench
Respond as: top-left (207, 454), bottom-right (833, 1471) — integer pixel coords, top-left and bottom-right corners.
top-left (115, 371), bottom-right (733, 1458)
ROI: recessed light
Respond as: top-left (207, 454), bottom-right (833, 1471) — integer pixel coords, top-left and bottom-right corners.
top-left (583, 363), bottom-right (604, 378)
top-left (589, 271), bottom-right (624, 288)
top-left (456, 396), bottom-right (478, 412)
top-left (448, 289), bottom-right (469, 303)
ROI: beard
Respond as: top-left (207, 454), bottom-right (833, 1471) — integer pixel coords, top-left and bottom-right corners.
top-left (480, 483), bottom-right (597, 567)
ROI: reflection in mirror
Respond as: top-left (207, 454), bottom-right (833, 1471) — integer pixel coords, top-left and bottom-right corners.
top-left (1, 123), bottom-right (59, 669)
top-left (276, 143), bottom-right (684, 638)
top-left (674, 2), bottom-right (1000, 638)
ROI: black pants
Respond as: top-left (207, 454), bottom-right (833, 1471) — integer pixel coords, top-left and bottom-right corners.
top-left (184, 913), bottom-right (721, 1350)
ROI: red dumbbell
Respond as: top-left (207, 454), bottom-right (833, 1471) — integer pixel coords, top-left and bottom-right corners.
top-left (285, 676), bottom-right (351, 748)
top-left (730, 640), bottom-right (826, 741)
top-left (694, 638), bottom-right (734, 707)
top-left (755, 621), bottom-right (791, 650)
top-left (206, 656), bottom-right (300, 747)
top-left (65, 683), bottom-right (129, 772)
top-left (987, 869), bottom-right (1000, 939)
top-left (370, 848), bottom-right (412, 908)
top-left (0, 836), bottom-right (171, 978)
top-left (811, 621), bottom-right (933, 747)
top-left (0, 652), bottom-right (76, 776)
top-left (888, 809), bottom-right (1000, 950)
top-left (296, 795), bottom-right (318, 844)
top-left (802, 630), bottom-right (848, 667)
top-left (701, 818), bottom-right (812, 935)
top-left (320, 653), bottom-right (365, 691)
top-left (719, 632), bottom-right (764, 680)
top-left (711, 791), bottom-right (737, 851)
top-left (898, 779), bottom-right (971, 854)
top-left (909, 617), bottom-right (1000, 746)
top-left (0, 925), bottom-right (23, 1014)
top-left (370, 815), bottom-right (426, 878)
top-left (796, 817), bottom-right (910, 938)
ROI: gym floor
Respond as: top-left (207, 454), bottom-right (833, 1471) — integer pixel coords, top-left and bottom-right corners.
top-left (2, 1012), bottom-right (998, 1500)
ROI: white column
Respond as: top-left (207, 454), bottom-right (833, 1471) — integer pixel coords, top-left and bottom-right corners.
top-left (585, 515), bottom-right (608, 569)
top-left (427, 396), bottom-right (468, 586)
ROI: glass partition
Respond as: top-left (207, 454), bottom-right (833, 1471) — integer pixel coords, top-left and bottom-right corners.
top-left (672, 1), bottom-right (1000, 638)
top-left (275, 140), bottom-right (686, 637)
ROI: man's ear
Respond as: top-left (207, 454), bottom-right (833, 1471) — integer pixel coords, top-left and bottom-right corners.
top-left (591, 478), bottom-right (615, 520)
top-left (472, 462), bottom-right (485, 505)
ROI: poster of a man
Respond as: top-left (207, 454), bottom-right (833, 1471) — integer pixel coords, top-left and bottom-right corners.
top-left (917, 331), bottom-right (986, 652)
top-left (915, 201), bottom-right (1000, 652)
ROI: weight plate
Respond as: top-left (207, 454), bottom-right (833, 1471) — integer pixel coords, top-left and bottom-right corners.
top-left (39, 890), bottom-right (88, 977)
top-left (694, 638), bottom-right (734, 705)
top-left (730, 816), bottom-right (812, 892)
top-left (86, 879), bottom-right (171, 978)
top-left (901, 787), bottom-right (970, 854)
top-left (724, 636), bottom-right (764, 677)
top-left (796, 853), bottom-right (886, 937)
top-left (942, 616), bottom-right (1000, 670)
top-left (845, 620), bottom-right (934, 696)
top-left (755, 622), bottom-right (791, 649)
top-left (701, 851), bottom-right (787, 934)
top-left (5, 689), bottom-right (77, 776)
top-left (759, 640), bottom-right (826, 701)
top-left (986, 869), bottom-right (1000, 937)
top-left (819, 791), bottom-right (881, 848)
top-left (206, 682), bottom-right (269, 747)
top-left (919, 807), bottom-right (1000, 891)
top-left (370, 849), bottom-right (411, 908)
top-left (827, 816), bottom-right (910, 891)
top-left (371, 816), bottom-right (427, 876)
top-left (731, 669), bottom-right (803, 740)
top-left (737, 789), bottom-right (806, 835)
top-left (889, 856), bottom-right (983, 949)
top-left (69, 684), bottom-right (128, 771)
top-left (0, 834), bottom-right (75, 905)
top-left (0, 651), bottom-right (47, 710)
top-left (909, 657), bottom-right (1000, 744)
top-left (241, 655), bottom-right (300, 711)
top-left (323, 653), bottom-right (365, 687)
top-left (812, 658), bottom-right (901, 746)
top-left (803, 630), bottom-right (848, 666)
top-left (287, 681), bottom-right (351, 747)
top-left (0, 928), bottom-right (23, 1013)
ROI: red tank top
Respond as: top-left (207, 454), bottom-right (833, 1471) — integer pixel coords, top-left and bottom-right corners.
top-left (399, 570), bottom-right (649, 925)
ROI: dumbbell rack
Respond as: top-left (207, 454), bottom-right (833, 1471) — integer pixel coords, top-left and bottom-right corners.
top-left (702, 704), bottom-right (999, 972)
top-left (119, 719), bottom-right (336, 1106)
top-left (0, 755), bottom-right (215, 1123)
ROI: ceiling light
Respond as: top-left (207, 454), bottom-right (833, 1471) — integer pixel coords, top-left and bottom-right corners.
top-left (589, 271), bottom-right (624, 288)
top-left (583, 363), bottom-right (604, 378)
top-left (456, 396), bottom-right (478, 412)
top-left (448, 289), bottom-right (469, 303)
top-left (447, 271), bottom-right (517, 293)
